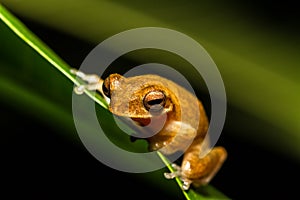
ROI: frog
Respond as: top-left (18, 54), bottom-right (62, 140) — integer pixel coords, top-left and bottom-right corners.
top-left (71, 69), bottom-right (227, 190)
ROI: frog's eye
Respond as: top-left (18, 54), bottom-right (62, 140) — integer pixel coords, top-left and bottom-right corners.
top-left (102, 78), bottom-right (110, 98)
top-left (143, 90), bottom-right (166, 113)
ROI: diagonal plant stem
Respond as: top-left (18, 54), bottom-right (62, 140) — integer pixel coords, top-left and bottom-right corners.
top-left (157, 152), bottom-right (191, 199)
top-left (0, 4), bottom-right (108, 109)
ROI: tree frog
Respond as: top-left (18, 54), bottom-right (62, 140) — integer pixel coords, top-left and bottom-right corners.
top-left (71, 69), bottom-right (227, 190)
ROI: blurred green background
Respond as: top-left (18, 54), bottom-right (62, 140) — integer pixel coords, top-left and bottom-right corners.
top-left (1, 0), bottom-right (299, 199)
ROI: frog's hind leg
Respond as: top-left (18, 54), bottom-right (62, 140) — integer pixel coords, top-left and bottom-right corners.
top-left (70, 69), bottom-right (103, 95)
top-left (188, 146), bottom-right (227, 187)
top-left (164, 146), bottom-right (227, 190)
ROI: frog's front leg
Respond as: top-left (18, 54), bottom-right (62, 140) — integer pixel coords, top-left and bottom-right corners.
top-left (164, 163), bottom-right (194, 190)
top-left (70, 69), bottom-right (103, 94)
top-left (164, 143), bottom-right (227, 190)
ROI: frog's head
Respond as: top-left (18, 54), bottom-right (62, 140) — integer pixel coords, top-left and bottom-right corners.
top-left (102, 73), bottom-right (179, 121)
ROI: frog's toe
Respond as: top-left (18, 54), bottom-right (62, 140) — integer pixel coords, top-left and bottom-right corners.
top-left (70, 68), bottom-right (100, 84)
top-left (74, 85), bottom-right (85, 95)
top-left (73, 83), bottom-right (102, 94)
top-left (71, 68), bottom-right (103, 94)
top-left (164, 171), bottom-right (178, 179)
top-left (181, 178), bottom-right (192, 190)
top-left (164, 163), bottom-right (193, 190)
top-left (164, 163), bottom-right (181, 179)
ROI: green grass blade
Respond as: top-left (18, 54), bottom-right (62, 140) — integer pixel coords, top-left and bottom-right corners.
top-left (0, 4), bottom-right (228, 199)
top-left (0, 4), bottom-right (108, 109)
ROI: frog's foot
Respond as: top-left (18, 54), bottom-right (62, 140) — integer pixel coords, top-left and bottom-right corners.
top-left (70, 69), bottom-right (102, 95)
top-left (164, 163), bottom-right (193, 190)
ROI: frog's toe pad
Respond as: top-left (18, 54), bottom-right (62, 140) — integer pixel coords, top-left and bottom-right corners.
top-left (164, 163), bottom-right (192, 190)
top-left (74, 85), bottom-right (85, 95)
top-left (164, 171), bottom-right (178, 179)
top-left (182, 179), bottom-right (192, 190)
top-left (164, 163), bottom-right (181, 179)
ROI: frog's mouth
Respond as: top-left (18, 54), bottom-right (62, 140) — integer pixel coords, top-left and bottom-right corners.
top-left (131, 113), bottom-right (167, 128)
top-left (129, 116), bottom-right (167, 139)
top-left (131, 117), bottom-right (151, 126)
top-left (114, 114), bottom-right (168, 139)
